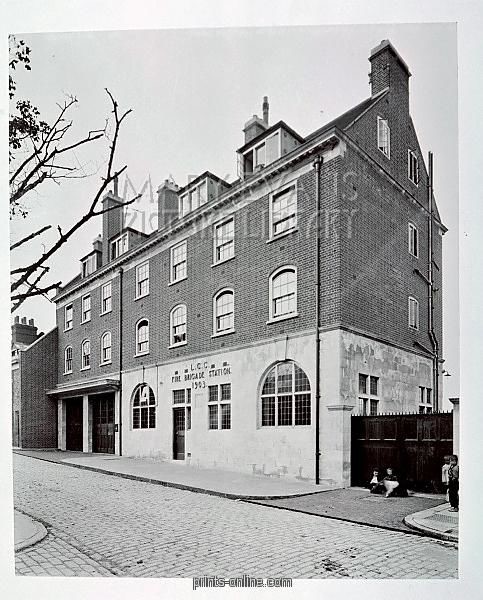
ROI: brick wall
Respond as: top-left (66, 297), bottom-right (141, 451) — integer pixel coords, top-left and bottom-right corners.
top-left (19, 328), bottom-right (58, 448)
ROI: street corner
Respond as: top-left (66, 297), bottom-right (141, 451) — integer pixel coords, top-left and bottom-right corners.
top-left (404, 503), bottom-right (458, 543)
top-left (14, 510), bottom-right (48, 552)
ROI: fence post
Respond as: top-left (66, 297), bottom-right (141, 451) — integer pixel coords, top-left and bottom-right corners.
top-left (449, 397), bottom-right (460, 455)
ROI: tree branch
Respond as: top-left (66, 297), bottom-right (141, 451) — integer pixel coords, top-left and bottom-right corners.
top-left (10, 224), bottom-right (52, 251)
top-left (11, 90), bottom-right (136, 297)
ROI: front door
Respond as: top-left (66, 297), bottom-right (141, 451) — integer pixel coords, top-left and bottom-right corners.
top-left (66, 398), bottom-right (83, 451)
top-left (173, 407), bottom-right (186, 460)
top-left (93, 394), bottom-right (115, 454)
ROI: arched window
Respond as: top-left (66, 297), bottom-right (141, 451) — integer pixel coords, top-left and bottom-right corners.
top-left (64, 346), bottom-right (73, 374)
top-left (81, 339), bottom-right (90, 369)
top-left (269, 266), bottom-right (297, 320)
top-left (213, 289), bottom-right (234, 334)
top-left (260, 361), bottom-right (311, 427)
top-left (170, 304), bottom-right (187, 346)
top-left (136, 319), bottom-right (149, 355)
top-left (100, 331), bottom-right (112, 364)
top-left (132, 384), bottom-right (156, 429)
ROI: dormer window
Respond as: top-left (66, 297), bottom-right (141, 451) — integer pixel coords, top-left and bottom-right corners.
top-left (254, 143), bottom-right (266, 168)
top-left (81, 253), bottom-right (97, 278)
top-left (179, 180), bottom-right (209, 217)
top-left (242, 130), bottom-right (282, 177)
top-left (111, 232), bottom-right (128, 260)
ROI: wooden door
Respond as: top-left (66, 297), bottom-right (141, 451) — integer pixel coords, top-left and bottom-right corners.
top-left (173, 407), bottom-right (186, 460)
top-left (93, 395), bottom-right (115, 454)
top-left (66, 398), bottom-right (83, 451)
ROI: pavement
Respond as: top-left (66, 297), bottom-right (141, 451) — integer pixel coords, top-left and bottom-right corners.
top-left (13, 448), bottom-right (458, 546)
top-left (13, 448), bottom-right (336, 499)
top-left (14, 510), bottom-right (47, 551)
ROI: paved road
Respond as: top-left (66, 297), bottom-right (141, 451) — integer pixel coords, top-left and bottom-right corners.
top-left (13, 454), bottom-right (457, 578)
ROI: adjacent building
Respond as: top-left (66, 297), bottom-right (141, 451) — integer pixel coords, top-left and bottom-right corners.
top-left (48, 40), bottom-right (445, 486)
top-left (12, 317), bottom-right (58, 449)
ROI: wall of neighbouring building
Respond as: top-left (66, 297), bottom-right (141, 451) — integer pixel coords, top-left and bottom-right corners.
top-left (19, 328), bottom-right (58, 448)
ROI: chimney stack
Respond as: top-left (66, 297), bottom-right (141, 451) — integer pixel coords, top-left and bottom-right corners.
top-left (102, 192), bottom-right (124, 263)
top-left (158, 179), bottom-right (180, 231)
top-left (12, 317), bottom-right (39, 347)
top-left (263, 96), bottom-right (269, 125)
top-left (369, 40), bottom-right (411, 108)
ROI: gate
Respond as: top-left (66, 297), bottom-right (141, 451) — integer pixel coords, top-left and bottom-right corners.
top-left (351, 412), bottom-right (453, 492)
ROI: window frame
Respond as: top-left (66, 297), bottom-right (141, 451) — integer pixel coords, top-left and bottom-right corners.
top-left (64, 304), bottom-right (73, 331)
top-left (213, 216), bottom-right (235, 266)
top-left (64, 345), bottom-right (73, 375)
top-left (408, 296), bottom-right (420, 330)
top-left (100, 331), bottom-right (112, 366)
top-left (408, 149), bottom-right (420, 185)
top-left (260, 362), bottom-right (311, 428)
top-left (212, 288), bottom-right (235, 337)
top-left (418, 386), bottom-right (433, 414)
top-left (170, 240), bottom-right (187, 284)
top-left (135, 260), bottom-right (150, 299)
top-left (358, 373), bottom-right (379, 415)
top-left (268, 265), bottom-right (298, 323)
top-left (170, 304), bottom-right (187, 348)
top-left (269, 183), bottom-right (297, 240)
top-left (135, 318), bottom-right (150, 356)
top-left (81, 294), bottom-right (91, 324)
top-left (377, 116), bottom-right (391, 158)
top-left (408, 223), bottom-right (419, 258)
top-left (132, 384), bottom-right (156, 430)
top-left (110, 232), bottom-right (128, 260)
top-left (100, 281), bottom-right (112, 315)
top-left (172, 389), bottom-right (192, 431)
top-left (81, 339), bottom-right (91, 370)
top-left (207, 383), bottom-right (232, 430)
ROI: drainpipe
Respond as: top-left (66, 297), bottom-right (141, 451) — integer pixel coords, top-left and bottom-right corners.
top-left (313, 154), bottom-right (323, 484)
top-left (427, 152), bottom-right (439, 411)
top-left (118, 267), bottom-right (124, 454)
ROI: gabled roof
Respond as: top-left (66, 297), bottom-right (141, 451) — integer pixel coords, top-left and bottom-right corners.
top-left (305, 90), bottom-right (388, 143)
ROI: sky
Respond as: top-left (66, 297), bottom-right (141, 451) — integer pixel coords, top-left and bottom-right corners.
top-left (9, 23), bottom-right (459, 402)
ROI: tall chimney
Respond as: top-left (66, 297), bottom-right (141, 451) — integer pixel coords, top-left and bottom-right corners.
top-left (158, 180), bottom-right (180, 231)
top-left (263, 96), bottom-right (269, 125)
top-left (369, 40), bottom-right (411, 108)
top-left (102, 192), bottom-right (124, 263)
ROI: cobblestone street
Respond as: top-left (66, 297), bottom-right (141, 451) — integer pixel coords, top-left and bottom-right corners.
top-left (13, 454), bottom-right (457, 578)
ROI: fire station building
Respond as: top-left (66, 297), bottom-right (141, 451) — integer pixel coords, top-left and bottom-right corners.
top-left (48, 40), bottom-right (444, 487)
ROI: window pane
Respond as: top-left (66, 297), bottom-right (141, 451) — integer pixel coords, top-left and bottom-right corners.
top-left (294, 394), bottom-right (311, 425)
top-left (140, 407), bottom-right (148, 429)
top-left (133, 407), bottom-right (140, 429)
top-left (272, 270), bottom-right (296, 316)
top-left (277, 362), bottom-right (293, 393)
top-left (186, 406), bottom-right (191, 430)
top-left (262, 368), bottom-right (276, 395)
top-left (278, 395), bottom-right (292, 426)
top-left (148, 406), bottom-right (156, 428)
top-left (359, 374), bottom-right (367, 395)
top-left (209, 405), bottom-right (218, 429)
top-left (220, 404), bottom-right (231, 429)
top-left (220, 383), bottom-right (231, 401)
top-left (208, 385), bottom-right (218, 403)
top-left (370, 376), bottom-right (378, 396)
top-left (294, 365), bottom-right (310, 392)
top-left (173, 390), bottom-right (185, 404)
top-left (261, 397), bottom-right (275, 426)
top-left (370, 399), bottom-right (378, 416)
top-left (359, 398), bottom-right (368, 415)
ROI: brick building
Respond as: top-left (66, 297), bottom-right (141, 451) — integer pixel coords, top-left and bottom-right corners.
top-left (48, 40), bottom-right (445, 486)
top-left (12, 317), bottom-right (58, 448)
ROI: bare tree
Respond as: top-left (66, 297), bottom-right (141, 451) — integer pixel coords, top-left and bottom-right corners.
top-left (9, 37), bottom-right (140, 313)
